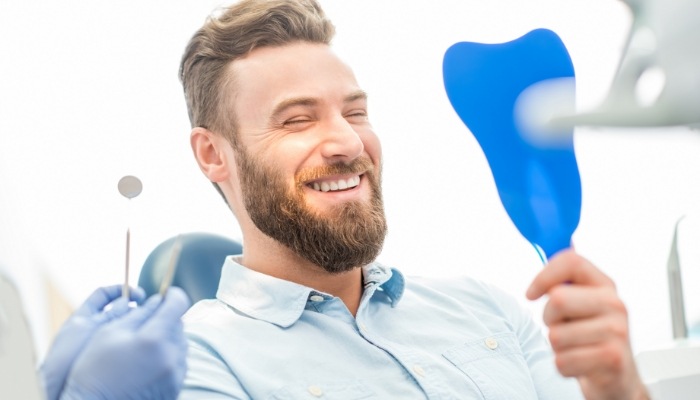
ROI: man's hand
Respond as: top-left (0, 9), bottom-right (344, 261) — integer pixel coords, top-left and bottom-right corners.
top-left (526, 249), bottom-right (649, 400)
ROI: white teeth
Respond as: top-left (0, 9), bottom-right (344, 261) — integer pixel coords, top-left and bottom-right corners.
top-left (309, 175), bottom-right (361, 192)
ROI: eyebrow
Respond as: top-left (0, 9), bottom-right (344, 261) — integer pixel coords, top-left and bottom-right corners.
top-left (344, 90), bottom-right (368, 104)
top-left (270, 90), bottom-right (368, 121)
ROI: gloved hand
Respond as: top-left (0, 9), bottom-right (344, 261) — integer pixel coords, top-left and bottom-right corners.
top-left (59, 287), bottom-right (191, 400)
top-left (39, 285), bottom-right (146, 400)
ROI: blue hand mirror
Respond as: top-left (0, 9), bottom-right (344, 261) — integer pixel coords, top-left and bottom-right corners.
top-left (443, 28), bottom-right (581, 260)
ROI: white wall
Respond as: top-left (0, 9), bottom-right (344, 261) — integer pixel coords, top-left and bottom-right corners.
top-left (2, 0), bottom-right (699, 358)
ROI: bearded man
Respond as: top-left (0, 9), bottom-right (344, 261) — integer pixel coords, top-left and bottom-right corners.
top-left (179, 1), bottom-right (650, 399)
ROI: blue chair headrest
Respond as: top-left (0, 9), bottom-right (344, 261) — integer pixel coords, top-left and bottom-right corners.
top-left (138, 232), bottom-right (242, 304)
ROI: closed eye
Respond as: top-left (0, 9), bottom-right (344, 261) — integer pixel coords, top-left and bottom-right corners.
top-left (345, 111), bottom-right (369, 123)
top-left (284, 117), bottom-right (314, 127)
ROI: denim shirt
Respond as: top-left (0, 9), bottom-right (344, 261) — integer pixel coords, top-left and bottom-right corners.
top-left (180, 257), bottom-right (583, 399)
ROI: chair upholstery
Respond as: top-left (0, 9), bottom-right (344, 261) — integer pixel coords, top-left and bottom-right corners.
top-left (138, 232), bottom-right (242, 304)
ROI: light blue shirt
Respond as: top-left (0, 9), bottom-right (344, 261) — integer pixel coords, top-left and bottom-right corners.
top-left (181, 257), bottom-right (583, 399)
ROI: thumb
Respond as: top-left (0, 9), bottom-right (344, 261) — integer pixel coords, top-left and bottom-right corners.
top-left (110, 293), bottom-right (162, 330)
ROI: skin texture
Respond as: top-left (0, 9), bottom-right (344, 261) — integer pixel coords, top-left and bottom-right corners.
top-left (527, 249), bottom-right (650, 400)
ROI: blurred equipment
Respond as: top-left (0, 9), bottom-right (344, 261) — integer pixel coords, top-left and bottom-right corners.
top-left (636, 340), bottom-right (700, 400)
top-left (138, 232), bottom-right (242, 304)
top-left (554, 0), bottom-right (700, 128)
top-left (667, 217), bottom-right (688, 340)
top-left (0, 273), bottom-right (44, 400)
top-left (634, 217), bottom-right (700, 400)
top-left (557, 0), bottom-right (700, 397)
top-left (159, 234), bottom-right (183, 297)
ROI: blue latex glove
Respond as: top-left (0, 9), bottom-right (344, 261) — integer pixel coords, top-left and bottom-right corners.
top-left (59, 287), bottom-right (191, 400)
top-left (39, 285), bottom-right (146, 400)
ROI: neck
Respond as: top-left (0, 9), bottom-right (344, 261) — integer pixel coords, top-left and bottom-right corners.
top-left (241, 232), bottom-right (365, 316)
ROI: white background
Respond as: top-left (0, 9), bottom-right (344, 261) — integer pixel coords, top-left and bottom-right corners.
top-left (2, 0), bottom-right (700, 359)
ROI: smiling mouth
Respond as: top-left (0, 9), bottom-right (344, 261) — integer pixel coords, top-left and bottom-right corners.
top-left (307, 175), bottom-right (362, 192)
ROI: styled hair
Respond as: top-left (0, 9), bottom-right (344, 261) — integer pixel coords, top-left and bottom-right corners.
top-left (179, 0), bottom-right (336, 147)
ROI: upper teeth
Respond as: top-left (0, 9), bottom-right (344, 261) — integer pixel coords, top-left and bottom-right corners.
top-left (311, 176), bottom-right (361, 192)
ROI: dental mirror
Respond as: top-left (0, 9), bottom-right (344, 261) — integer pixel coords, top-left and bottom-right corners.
top-left (118, 175), bottom-right (143, 298)
top-left (118, 175), bottom-right (143, 199)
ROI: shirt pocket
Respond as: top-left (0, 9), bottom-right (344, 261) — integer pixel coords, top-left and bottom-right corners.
top-left (442, 332), bottom-right (538, 400)
top-left (266, 380), bottom-right (376, 400)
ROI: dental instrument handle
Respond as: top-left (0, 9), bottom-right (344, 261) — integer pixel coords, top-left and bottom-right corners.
top-left (123, 228), bottom-right (131, 299)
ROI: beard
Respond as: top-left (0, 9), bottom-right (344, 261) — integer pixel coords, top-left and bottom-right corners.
top-left (235, 149), bottom-right (387, 274)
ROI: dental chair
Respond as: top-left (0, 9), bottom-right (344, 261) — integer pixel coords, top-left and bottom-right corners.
top-left (138, 232), bottom-right (243, 304)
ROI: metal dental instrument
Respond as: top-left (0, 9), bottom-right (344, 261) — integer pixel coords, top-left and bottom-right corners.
top-left (667, 216), bottom-right (688, 340)
top-left (159, 234), bottom-right (183, 297)
top-left (118, 175), bottom-right (143, 299)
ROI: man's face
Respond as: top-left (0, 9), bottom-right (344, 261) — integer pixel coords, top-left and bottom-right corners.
top-left (227, 42), bottom-right (386, 273)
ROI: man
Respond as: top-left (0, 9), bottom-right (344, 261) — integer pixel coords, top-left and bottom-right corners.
top-left (180, 0), bottom-right (649, 398)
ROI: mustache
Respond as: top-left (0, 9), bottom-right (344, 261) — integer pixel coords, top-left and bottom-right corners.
top-left (295, 157), bottom-right (375, 185)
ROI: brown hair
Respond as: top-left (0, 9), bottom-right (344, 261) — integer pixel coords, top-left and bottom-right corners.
top-left (179, 0), bottom-right (336, 147)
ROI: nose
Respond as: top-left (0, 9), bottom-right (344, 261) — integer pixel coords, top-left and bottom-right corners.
top-left (318, 115), bottom-right (364, 163)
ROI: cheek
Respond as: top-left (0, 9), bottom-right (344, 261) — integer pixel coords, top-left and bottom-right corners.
top-left (361, 129), bottom-right (382, 166)
top-left (265, 138), bottom-right (321, 181)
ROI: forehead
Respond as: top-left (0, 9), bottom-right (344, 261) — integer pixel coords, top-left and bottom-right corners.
top-left (227, 42), bottom-right (363, 118)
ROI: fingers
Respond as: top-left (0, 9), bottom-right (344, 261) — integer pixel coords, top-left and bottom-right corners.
top-left (553, 341), bottom-right (628, 379)
top-left (130, 286), bottom-right (147, 304)
top-left (94, 297), bottom-right (132, 323)
top-left (526, 249), bottom-right (613, 300)
top-left (109, 287), bottom-right (190, 331)
top-left (548, 312), bottom-right (629, 352)
top-left (73, 285), bottom-right (123, 317)
top-left (142, 287), bottom-right (191, 333)
top-left (109, 292), bottom-right (164, 329)
top-left (525, 249), bottom-right (646, 398)
top-left (541, 285), bottom-right (626, 326)
top-left (74, 285), bottom-right (145, 317)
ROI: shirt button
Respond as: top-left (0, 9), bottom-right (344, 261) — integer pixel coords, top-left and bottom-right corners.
top-left (485, 337), bottom-right (499, 350)
top-left (309, 295), bottom-right (324, 302)
top-left (359, 322), bottom-right (367, 331)
top-left (412, 364), bottom-right (426, 377)
top-left (308, 385), bottom-right (323, 397)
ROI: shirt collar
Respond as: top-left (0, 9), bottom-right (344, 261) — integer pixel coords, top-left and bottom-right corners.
top-left (362, 262), bottom-right (405, 306)
top-left (216, 256), bottom-right (405, 328)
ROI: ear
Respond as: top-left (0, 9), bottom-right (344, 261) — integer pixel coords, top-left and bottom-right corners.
top-left (190, 127), bottom-right (232, 183)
